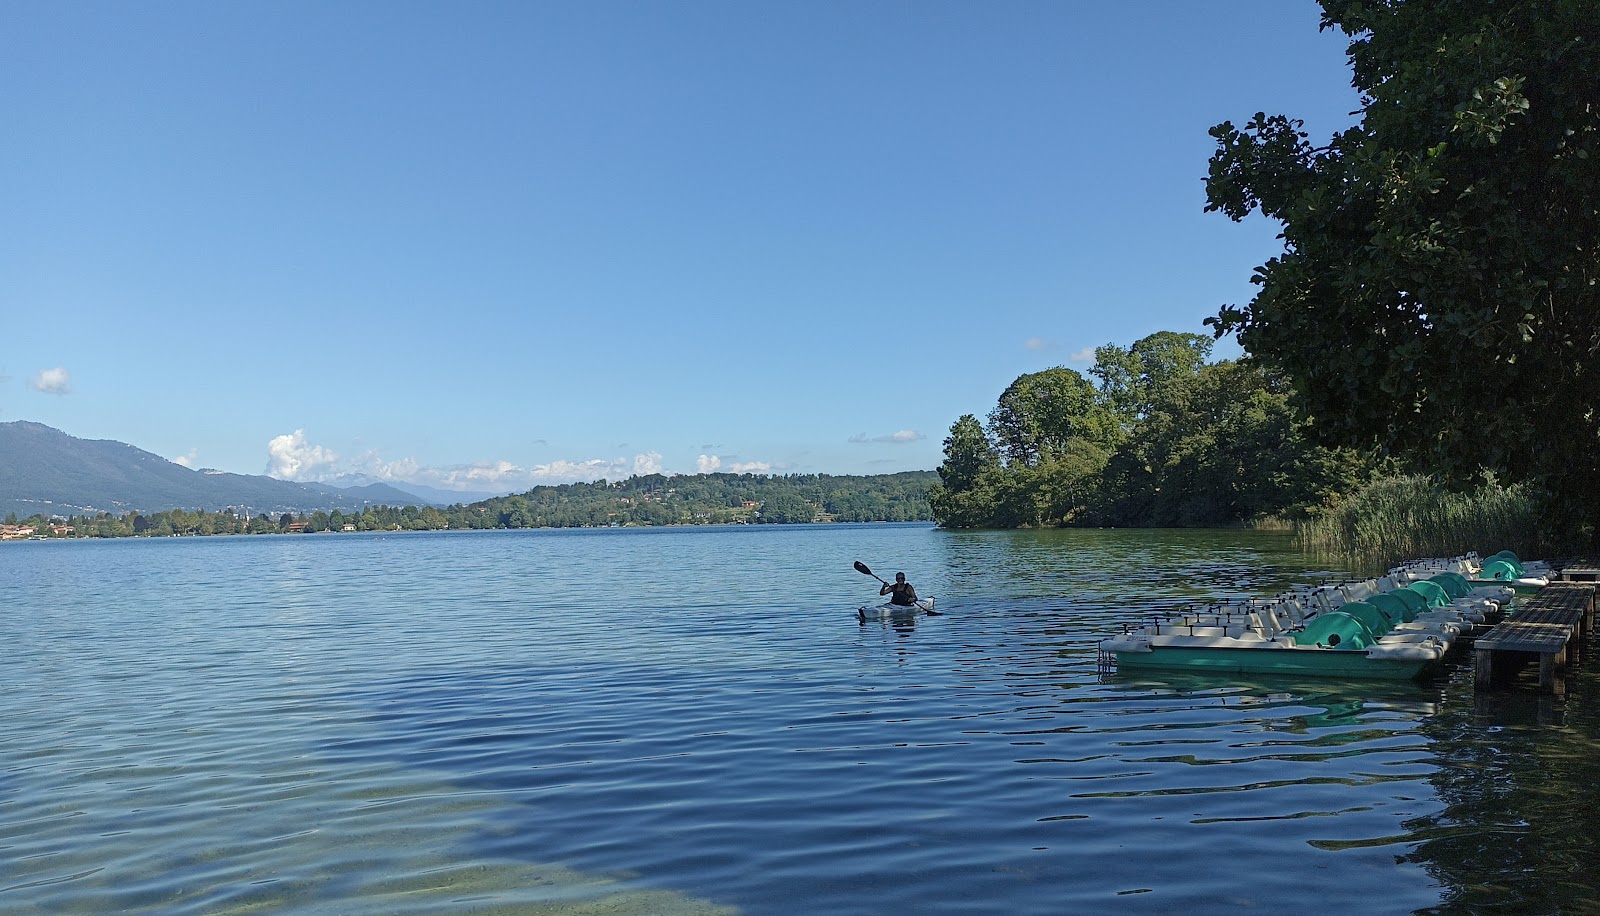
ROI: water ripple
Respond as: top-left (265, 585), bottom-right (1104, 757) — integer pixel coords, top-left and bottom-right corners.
top-left (4, 527), bottom-right (1598, 913)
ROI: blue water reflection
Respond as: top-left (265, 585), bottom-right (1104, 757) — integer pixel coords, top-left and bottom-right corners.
top-left (2, 525), bottom-right (1593, 913)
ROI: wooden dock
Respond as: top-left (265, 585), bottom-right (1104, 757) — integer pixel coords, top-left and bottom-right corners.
top-left (1474, 582), bottom-right (1596, 692)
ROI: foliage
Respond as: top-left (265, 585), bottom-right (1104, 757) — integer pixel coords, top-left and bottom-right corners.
top-left (1297, 474), bottom-right (1550, 569)
top-left (1203, 0), bottom-right (1600, 544)
top-left (477, 472), bottom-right (934, 528)
top-left (931, 332), bottom-right (1380, 528)
top-left (1089, 331), bottom-right (1212, 428)
top-left (935, 415), bottom-right (998, 492)
top-left (1086, 359), bottom-right (1380, 526)
top-left (988, 368), bottom-right (1118, 464)
top-left (928, 415), bottom-right (1007, 528)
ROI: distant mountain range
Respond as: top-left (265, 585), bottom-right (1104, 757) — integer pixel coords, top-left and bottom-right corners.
top-left (309, 474), bottom-right (504, 507)
top-left (0, 421), bottom-right (499, 518)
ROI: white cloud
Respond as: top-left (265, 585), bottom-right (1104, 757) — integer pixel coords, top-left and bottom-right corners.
top-left (1069, 347), bottom-right (1096, 363)
top-left (266, 432), bottom-right (692, 490)
top-left (529, 458), bottom-right (611, 482)
top-left (265, 430), bottom-right (340, 480)
top-left (729, 461), bottom-right (771, 474)
top-left (697, 454), bottom-right (722, 474)
top-left (172, 449), bottom-right (200, 468)
top-left (1025, 337), bottom-right (1059, 351)
top-left (848, 429), bottom-right (926, 444)
top-left (29, 367), bottom-right (69, 394)
top-left (633, 452), bottom-right (663, 476)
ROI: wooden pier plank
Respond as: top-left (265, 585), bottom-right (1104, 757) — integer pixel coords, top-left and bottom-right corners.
top-left (1473, 582), bottom-right (1594, 693)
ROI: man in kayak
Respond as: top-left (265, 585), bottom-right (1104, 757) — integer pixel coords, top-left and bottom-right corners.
top-left (880, 572), bottom-right (919, 607)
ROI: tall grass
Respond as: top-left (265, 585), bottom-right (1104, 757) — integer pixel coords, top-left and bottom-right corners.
top-left (1298, 475), bottom-right (1546, 569)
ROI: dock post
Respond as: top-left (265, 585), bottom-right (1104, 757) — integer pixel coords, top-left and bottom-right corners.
top-left (1539, 644), bottom-right (1569, 693)
top-left (1476, 648), bottom-right (1495, 690)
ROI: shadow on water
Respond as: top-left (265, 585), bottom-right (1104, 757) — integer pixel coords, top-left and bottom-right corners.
top-left (936, 526), bottom-right (1361, 607)
top-left (1401, 656), bottom-right (1600, 915)
top-left (1102, 628), bottom-right (1600, 913)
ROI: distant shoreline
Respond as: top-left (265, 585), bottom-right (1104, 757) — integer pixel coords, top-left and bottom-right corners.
top-left (1, 517), bottom-right (938, 543)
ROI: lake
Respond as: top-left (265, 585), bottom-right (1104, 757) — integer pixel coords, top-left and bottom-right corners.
top-left (4, 523), bottom-right (1599, 913)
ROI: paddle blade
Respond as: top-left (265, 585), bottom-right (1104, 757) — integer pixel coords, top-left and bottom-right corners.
top-left (853, 561), bottom-right (873, 576)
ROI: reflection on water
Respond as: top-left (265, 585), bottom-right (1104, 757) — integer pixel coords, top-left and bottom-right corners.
top-left (1, 525), bottom-right (1598, 913)
top-left (1403, 667), bottom-right (1600, 915)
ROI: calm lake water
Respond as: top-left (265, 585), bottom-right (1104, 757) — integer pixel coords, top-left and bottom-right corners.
top-left (5, 524), bottom-right (1600, 914)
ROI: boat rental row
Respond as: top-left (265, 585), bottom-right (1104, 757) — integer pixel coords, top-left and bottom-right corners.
top-left (1100, 551), bottom-right (1552, 679)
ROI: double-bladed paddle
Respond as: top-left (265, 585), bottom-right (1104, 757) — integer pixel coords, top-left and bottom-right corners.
top-left (853, 560), bottom-right (888, 585)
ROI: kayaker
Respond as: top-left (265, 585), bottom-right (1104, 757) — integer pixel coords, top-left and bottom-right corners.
top-left (880, 572), bottom-right (918, 606)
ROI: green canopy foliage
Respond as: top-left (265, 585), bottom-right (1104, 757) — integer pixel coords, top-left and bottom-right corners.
top-left (988, 368), bottom-right (1118, 464)
top-left (931, 332), bottom-right (1379, 528)
top-left (1204, 0), bottom-right (1600, 542)
top-left (1090, 331), bottom-right (1212, 428)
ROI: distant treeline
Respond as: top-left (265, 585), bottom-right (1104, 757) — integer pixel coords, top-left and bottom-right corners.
top-left (4, 471), bottom-right (936, 538)
top-left (932, 331), bottom-right (1387, 528)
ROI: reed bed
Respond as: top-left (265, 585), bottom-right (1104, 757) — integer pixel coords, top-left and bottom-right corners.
top-left (1298, 475), bottom-right (1545, 569)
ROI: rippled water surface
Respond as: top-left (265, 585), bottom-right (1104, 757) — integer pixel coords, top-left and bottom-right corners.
top-left (6, 525), bottom-right (1600, 913)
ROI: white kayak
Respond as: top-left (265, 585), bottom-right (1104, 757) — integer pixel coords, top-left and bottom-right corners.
top-left (858, 597), bottom-right (936, 620)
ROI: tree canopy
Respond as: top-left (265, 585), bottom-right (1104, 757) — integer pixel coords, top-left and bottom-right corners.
top-left (988, 368), bottom-right (1118, 464)
top-left (930, 332), bottom-right (1378, 528)
top-left (1204, 0), bottom-right (1600, 542)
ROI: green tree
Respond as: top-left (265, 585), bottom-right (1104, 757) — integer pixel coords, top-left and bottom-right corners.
top-left (988, 368), bottom-right (1116, 466)
top-left (1091, 331), bottom-right (1213, 429)
top-left (756, 491), bottom-right (812, 524)
top-left (930, 415), bottom-right (1001, 528)
top-left (935, 415), bottom-right (998, 491)
top-left (1033, 439), bottom-right (1112, 524)
top-left (1204, 0), bottom-right (1600, 542)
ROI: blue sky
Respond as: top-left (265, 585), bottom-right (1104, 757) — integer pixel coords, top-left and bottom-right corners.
top-left (3, 1), bottom-right (1361, 494)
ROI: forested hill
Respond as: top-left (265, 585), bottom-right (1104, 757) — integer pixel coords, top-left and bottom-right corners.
top-left (0, 421), bottom-right (936, 535)
top-left (474, 471), bottom-right (936, 528)
top-left (7, 470), bottom-right (937, 537)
